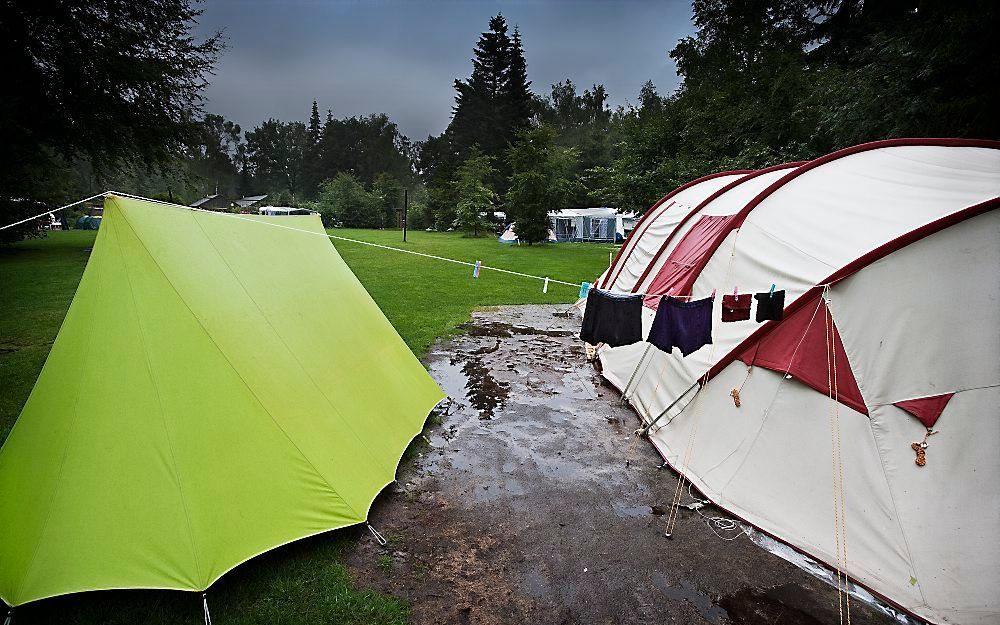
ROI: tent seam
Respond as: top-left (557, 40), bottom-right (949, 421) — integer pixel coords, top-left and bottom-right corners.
top-left (864, 413), bottom-right (930, 609)
top-left (112, 200), bottom-right (364, 521)
top-left (109, 200), bottom-right (205, 587)
top-left (872, 383), bottom-right (999, 407)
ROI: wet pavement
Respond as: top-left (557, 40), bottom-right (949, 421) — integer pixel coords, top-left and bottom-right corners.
top-left (346, 305), bottom-right (899, 625)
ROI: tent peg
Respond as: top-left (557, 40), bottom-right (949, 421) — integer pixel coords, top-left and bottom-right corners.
top-left (202, 593), bottom-right (212, 625)
top-left (367, 522), bottom-right (388, 546)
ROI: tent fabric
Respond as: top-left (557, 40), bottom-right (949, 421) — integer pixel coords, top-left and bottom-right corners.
top-left (498, 224), bottom-right (558, 243)
top-left (893, 394), bottom-right (954, 428)
top-left (0, 195), bottom-right (444, 606)
top-left (594, 139), bottom-right (1000, 625)
top-left (626, 164), bottom-right (800, 296)
top-left (738, 294), bottom-right (868, 415)
top-left (599, 171), bottom-right (752, 292)
top-left (642, 214), bottom-right (737, 307)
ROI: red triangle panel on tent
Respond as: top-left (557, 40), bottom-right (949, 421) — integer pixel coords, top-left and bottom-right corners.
top-left (738, 294), bottom-right (868, 415)
top-left (893, 394), bottom-right (954, 428)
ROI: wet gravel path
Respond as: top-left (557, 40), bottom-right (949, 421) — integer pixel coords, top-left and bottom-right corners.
top-left (345, 305), bottom-right (899, 625)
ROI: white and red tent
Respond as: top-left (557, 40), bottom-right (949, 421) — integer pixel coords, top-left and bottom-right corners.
top-left (592, 139), bottom-right (1000, 625)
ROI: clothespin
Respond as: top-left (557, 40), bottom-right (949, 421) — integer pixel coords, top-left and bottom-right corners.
top-left (710, 288), bottom-right (716, 299)
top-left (473, 260), bottom-right (481, 279)
top-left (542, 277), bottom-right (549, 293)
top-left (579, 282), bottom-right (592, 298)
top-left (769, 283), bottom-right (776, 296)
top-left (733, 286), bottom-right (738, 297)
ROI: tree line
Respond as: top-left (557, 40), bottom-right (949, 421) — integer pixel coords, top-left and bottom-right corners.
top-left (2, 1), bottom-right (995, 243)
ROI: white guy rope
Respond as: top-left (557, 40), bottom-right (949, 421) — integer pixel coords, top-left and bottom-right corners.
top-left (0, 192), bottom-right (109, 230)
top-left (105, 191), bottom-right (586, 290)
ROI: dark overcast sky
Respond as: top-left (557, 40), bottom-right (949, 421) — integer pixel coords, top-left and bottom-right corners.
top-left (193, 0), bottom-right (696, 140)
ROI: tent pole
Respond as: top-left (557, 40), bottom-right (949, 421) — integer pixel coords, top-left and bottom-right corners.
top-left (640, 380), bottom-right (700, 434)
top-left (620, 343), bottom-right (653, 404)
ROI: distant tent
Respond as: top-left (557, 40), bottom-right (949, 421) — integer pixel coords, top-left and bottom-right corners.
top-left (590, 139), bottom-right (1000, 625)
top-left (258, 205), bottom-right (315, 216)
top-left (498, 223), bottom-right (557, 244)
top-left (549, 207), bottom-right (632, 243)
top-left (0, 195), bottom-right (444, 606)
top-left (75, 215), bottom-right (102, 229)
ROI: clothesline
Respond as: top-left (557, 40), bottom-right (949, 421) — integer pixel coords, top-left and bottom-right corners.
top-left (1, 190), bottom-right (587, 291)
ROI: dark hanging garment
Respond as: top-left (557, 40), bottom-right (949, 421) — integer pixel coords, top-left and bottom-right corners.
top-left (647, 296), bottom-right (714, 356)
top-left (754, 290), bottom-right (785, 322)
top-left (721, 294), bottom-right (752, 322)
top-left (580, 289), bottom-right (643, 347)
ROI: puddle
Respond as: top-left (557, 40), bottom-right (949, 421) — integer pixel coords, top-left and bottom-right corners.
top-left (459, 321), bottom-right (574, 338)
top-left (431, 355), bottom-right (509, 420)
top-left (652, 574), bottom-right (729, 625)
top-left (719, 585), bottom-right (824, 625)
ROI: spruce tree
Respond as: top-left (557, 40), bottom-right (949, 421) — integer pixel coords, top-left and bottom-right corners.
top-left (307, 100), bottom-right (322, 145)
top-left (503, 27), bottom-right (533, 133)
top-left (302, 100), bottom-right (323, 197)
top-left (450, 14), bottom-right (512, 159)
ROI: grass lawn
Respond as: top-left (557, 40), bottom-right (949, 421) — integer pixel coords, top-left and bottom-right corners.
top-left (0, 227), bottom-right (614, 624)
top-left (329, 228), bottom-right (616, 354)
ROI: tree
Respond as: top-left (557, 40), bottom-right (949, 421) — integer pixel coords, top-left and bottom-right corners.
top-left (453, 149), bottom-right (496, 236)
top-left (301, 100), bottom-right (325, 198)
top-left (245, 120), bottom-right (310, 201)
top-left (0, 0), bottom-right (222, 238)
top-left (371, 172), bottom-right (403, 228)
top-left (188, 114), bottom-right (244, 198)
top-left (441, 13), bottom-right (534, 193)
top-left (506, 128), bottom-right (583, 244)
top-left (503, 27), bottom-right (534, 133)
top-left (314, 172), bottom-right (380, 228)
top-left (318, 113), bottom-right (413, 186)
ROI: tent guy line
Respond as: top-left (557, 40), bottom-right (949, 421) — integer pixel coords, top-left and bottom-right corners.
top-left (3, 191), bottom-right (828, 299)
top-left (2, 190), bottom-right (591, 291)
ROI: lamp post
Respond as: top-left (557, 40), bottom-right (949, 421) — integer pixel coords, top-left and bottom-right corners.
top-left (403, 188), bottom-right (408, 242)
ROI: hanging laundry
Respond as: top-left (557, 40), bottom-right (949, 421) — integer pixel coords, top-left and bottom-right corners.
top-left (647, 296), bottom-right (713, 356)
top-left (754, 289), bottom-right (785, 322)
top-left (721, 293), bottom-right (752, 322)
top-left (580, 289), bottom-right (643, 347)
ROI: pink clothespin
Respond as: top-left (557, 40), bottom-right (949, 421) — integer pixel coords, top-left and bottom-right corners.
top-left (711, 288), bottom-right (717, 299)
top-left (733, 286), bottom-right (738, 297)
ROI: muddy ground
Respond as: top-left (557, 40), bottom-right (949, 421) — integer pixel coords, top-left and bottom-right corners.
top-left (345, 305), bottom-right (899, 625)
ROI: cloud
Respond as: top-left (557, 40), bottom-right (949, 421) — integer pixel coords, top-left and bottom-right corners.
top-left (194, 0), bottom-right (695, 138)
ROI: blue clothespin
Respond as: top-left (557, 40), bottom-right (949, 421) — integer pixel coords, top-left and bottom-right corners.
top-left (769, 283), bottom-right (776, 296)
top-left (579, 281), bottom-right (592, 299)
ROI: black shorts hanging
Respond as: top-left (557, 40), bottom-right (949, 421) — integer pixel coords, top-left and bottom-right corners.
top-left (580, 289), bottom-right (643, 347)
top-left (754, 290), bottom-right (785, 322)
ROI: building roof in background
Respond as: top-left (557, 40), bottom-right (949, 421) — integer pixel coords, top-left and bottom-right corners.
top-left (189, 194), bottom-right (219, 208)
top-left (234, 195), bottom-right (268, 208)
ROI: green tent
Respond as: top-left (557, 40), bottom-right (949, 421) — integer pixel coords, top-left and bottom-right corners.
top-left (0, 195), bottom-right (444, 606)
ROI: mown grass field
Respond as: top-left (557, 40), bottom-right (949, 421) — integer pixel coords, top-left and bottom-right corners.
top-left (0, 227), bottom-right (615, 624)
